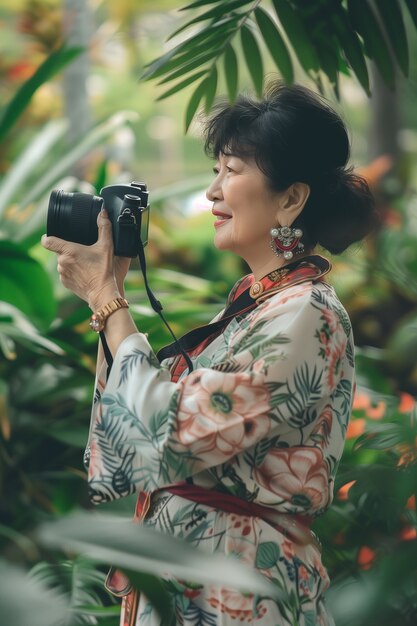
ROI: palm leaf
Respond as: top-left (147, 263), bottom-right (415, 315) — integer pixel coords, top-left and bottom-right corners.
top-left (347, 0), bottom-right (395, 89)
top-left (223, 44), bottom-right (238, 102)
top-left (168, 0), bottom-right (247, 40)
top-left (240, 24), bottom-right (263, 97)
top-left (37, 511), bottom-right (280, 599)
top-left (254, 7), bottom-right (293, 84)
top-left (332, 6), bottom-right (370, 95)
top-left (157, 70), bottom-right (208, 101)
top-left (405, 0), bottom-right (417, 28)
top-left (204, 66), bottom-right (218, 113)
top-left (271, 0), bottom-right (320, 73)
top-left (180, 0), bottom-right (251, 11)
top-left (374, 0), bottom-right (409, 76)
top-left (0, 560), bottom-right (69, 626)
top-left (185, 78), bottom-right (210, 131)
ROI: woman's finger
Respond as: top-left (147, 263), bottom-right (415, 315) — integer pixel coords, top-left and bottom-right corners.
top-left (97, 209), bottom-right (113, 247)
top-left (42, 234), bottom-right (83, 256)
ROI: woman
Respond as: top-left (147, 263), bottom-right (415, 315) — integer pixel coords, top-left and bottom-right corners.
top-left (42, 82), bottom-right (378, 626)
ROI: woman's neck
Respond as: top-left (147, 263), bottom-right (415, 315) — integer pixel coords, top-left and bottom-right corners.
top-left (251, 250), bottom-right (314, 281)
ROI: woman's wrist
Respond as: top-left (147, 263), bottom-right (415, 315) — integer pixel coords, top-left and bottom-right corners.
top-left (88, 283), bottom-right (122, 312)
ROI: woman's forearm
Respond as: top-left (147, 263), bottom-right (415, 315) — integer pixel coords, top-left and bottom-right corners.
top-left (89, 285), bottom-right (139, 359)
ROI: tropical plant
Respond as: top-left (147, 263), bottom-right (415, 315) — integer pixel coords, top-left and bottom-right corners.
top-left (0, 35), bottom-right (246, 625)
top-left (2, 3), bottom-right (417, 626)
top-left (141, 0), bottom-right (417, 128)
top-left (2, 511), bottom-right (276, 626)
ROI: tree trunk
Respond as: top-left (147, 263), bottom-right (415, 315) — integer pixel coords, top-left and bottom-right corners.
top-left (368, 64), bottom-right (401, 161)
top-left (62, 0), bottom-right (92, 149)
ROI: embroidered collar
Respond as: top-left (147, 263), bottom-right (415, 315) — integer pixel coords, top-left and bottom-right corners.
top-left (231, 255), bottom-right (332, 304)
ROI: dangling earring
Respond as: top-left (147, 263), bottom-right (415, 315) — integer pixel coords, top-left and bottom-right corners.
top-left (270, 225), bottom-right (304, 260)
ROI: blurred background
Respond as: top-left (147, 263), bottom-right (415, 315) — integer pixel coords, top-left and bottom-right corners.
top-left (1, 1), bottom-right (417, 624)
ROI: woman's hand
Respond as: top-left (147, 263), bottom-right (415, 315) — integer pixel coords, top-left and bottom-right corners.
top-left (41, 209), bottom-right (124, 310)
top-left (114, 255), bottom-right (131, 297)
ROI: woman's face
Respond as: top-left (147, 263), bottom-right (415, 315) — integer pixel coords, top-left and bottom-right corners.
top-left (206, 152), bottom-right (283, 273)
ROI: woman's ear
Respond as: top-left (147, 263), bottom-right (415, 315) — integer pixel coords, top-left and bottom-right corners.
top-left (276, 182), bottom-right (310, 224)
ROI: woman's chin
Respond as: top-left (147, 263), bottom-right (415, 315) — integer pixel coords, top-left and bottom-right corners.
top-left (213, 232), bottom-right (231, 251)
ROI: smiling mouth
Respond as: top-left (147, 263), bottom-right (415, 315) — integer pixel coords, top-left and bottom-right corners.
top-left (213, 215), bottom-right (232, 227)
top-left (212, 210), bottom-right (232, 227)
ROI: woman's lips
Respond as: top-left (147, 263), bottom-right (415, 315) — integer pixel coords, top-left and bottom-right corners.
top-left (212, 210), bottom-right (232, 228)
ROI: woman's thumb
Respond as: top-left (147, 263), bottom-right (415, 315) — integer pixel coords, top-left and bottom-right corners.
top-left (97, 208), bottom-right (113, 242)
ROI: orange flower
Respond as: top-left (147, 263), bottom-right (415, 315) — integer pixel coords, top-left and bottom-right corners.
top-left (406, 495), bottom-right (416, 510)
top-left (357, 155), bottom-right (393, 189)
top-left (399, 526), bottom-right (417, 541)
top-left (399, 392), bottom-right (415, 414)
top-left (357, 546), bottom-right (376, 570)
top-left (352, 390), bottom-right (386, 420)
top-left (337, 480), bottom-right (356, 501)
top-left (352, 391), bottom-right (370, 411)
top-left (366, 401), bottom-right (386, 420)
top-left (346, 418), bottom-right (365, 440)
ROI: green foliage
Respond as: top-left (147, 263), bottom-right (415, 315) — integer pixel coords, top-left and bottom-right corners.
top-left (1, 8), bottom-right (417, 626)
top-left (316, 389), bottom-right (417, 626)
top-left (0, 46), bottom-right (83, 144)
top-left (142, 0), bottom-right (417, 128)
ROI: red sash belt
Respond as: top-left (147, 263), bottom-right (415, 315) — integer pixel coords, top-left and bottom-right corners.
top-left (164, 483), bottom-right (318, 549)
top-left (106, 484), bottom-right (320, 601)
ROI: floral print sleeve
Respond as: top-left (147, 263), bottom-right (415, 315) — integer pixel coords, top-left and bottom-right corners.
top-left (87, 280), bottom-right (354, 509)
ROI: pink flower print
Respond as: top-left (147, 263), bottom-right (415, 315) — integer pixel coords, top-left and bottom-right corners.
top-left (225, 515), bottom-right (258, 564)
top-left (208, 588), bottom-right (255, 620)
top-left (312, 552), bottom-right (330, 583)
top-left (296, 563), bottom-right (313, 597)
top-left (326, 334), bottom-right (347, 390)
top-left (252, 358), bottom-right (266, 375)
top-left (321, 308), bottom-right (341, 334)
top-left (311, 405), bottom-right (333, 448)
top-left (176, 370), bottom-right (271, 463)
top-left (281, 538), bottom-right (295, 560)
top-left (319, 330), bottom-right (328, 346)
top-left (254, 447), bottom-right (330, 513)
top-left (250, 284), bottom-right (313, 326)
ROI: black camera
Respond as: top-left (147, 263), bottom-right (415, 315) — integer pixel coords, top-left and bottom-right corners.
top-left (46, 181), bottom-right (150, 257)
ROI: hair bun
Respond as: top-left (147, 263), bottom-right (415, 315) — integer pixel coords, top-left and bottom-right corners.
top-left (304, 168), bottom-right (380, 254)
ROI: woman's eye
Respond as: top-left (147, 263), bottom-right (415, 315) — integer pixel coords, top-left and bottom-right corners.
top-left (226, 166), bottom-right (233, 173)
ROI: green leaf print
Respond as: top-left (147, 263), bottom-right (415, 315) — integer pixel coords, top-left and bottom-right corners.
top-left (255, 541), bottom-right (280, 569)
top-left (245, 436), bottom-right (279, 467)
top-left (118, 348), bottom-right (160, 386)
top-left (149, 409), bottom-right (170, 437)
top-left (304, 610), bottom-right (317, 626)
top-left (195, 354), bottom-right (212, 368)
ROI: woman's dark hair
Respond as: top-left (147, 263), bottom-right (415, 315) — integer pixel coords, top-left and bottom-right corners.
top-left (203, 81), bottom-right (379, 254)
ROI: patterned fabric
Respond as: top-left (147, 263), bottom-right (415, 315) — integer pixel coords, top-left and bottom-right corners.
top-left (87, 258), bottom-right (354, 626)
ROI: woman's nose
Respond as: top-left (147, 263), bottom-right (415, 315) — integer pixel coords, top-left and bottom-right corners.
top-left (206, 176), bottom-right (223, 202)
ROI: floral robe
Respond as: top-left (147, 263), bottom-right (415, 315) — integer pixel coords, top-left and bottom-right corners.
top-left (87, 257), bottom-right (354, 626)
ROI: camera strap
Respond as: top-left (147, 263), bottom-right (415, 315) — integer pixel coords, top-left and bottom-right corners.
top-left (99, 239), bottom-right (194, 374)
top-left (100, 253), bottom-right (331, 378)
top-left (156, 254), bottom-right (331, 372)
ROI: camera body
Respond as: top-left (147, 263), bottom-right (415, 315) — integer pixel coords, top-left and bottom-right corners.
top-left (101, 182), bottom-right (149, 257)
top-left (47, 181), bottom-right (150, 257)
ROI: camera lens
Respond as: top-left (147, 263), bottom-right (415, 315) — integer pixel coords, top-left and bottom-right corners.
top-left (47, 190), bottom-right (103, 246)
